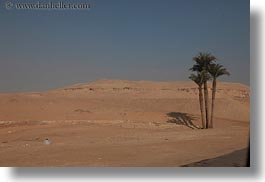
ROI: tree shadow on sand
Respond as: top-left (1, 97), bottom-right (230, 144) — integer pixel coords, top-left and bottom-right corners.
top-left (166, 112), bottom-right (199, 129)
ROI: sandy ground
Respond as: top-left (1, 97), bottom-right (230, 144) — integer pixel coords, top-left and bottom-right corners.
top-left (0, 80), bottom-right (250, 166)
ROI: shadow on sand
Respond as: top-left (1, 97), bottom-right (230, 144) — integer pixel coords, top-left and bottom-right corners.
top-left (166, 112), bottom-right (199, 129)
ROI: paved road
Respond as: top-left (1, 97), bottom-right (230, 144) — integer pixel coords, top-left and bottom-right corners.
top-left (182, 148), bottom-right (250, 167)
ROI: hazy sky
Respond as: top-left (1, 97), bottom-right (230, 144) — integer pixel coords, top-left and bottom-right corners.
top-left (0, 0), bottom-right (249, 92)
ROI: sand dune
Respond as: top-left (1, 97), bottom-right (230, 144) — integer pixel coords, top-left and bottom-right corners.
top-left (0, 80), bottom-right (250, 166)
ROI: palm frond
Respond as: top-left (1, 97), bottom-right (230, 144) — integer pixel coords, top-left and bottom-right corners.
top-left (189, 71), bottom-right (210, 86)
top-left (191, 52), bottom-right (217, 72)
top-left (208, 63), bottom-right (230, 78)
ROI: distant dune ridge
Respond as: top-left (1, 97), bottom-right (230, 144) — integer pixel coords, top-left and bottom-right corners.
top-left (0, 80), bottom-right (249, 122)
top-left (0, 79), bottom-right (250, 123)
top-left (58, 79), bottom-right (249, 100)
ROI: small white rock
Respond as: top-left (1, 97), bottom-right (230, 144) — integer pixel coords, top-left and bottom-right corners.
top-left (43, 138), bottom-right (51, 145)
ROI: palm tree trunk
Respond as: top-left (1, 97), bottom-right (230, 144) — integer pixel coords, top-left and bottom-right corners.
top-left (203, 81), bottom-right (209, 129)
top-left (198, 86), bottom-right (205, 129)
top-left (210, 78), bottom-right (217, 128)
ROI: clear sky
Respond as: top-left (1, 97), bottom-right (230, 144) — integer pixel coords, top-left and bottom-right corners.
top-left (0, 0), bottom-right (249, 92)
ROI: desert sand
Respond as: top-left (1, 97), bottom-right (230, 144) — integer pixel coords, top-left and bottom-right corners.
top-left (0, 80), bottom-right (250, 166)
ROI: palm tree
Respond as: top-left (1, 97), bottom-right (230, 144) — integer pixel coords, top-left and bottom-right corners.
top-left (190, 52), bottom-right (216, 128)
top-left (208, 64), bottom-right (230, 128)
top-left (189, 72), bottom-right (209, 129)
